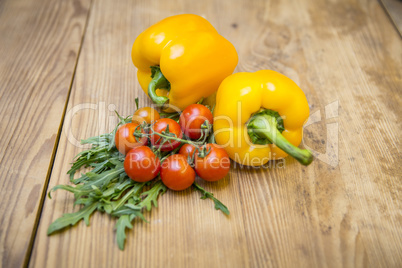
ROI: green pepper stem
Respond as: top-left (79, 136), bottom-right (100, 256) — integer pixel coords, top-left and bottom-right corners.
top-left (247, 113), bottom-right (313, 166)
top-left (148, 67), bottom-right (170, 107)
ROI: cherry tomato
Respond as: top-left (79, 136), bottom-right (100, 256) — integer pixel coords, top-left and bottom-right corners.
top-left (131, 115), bottom-right (146, 125)
top-left (150, 118), bottom-right (183, 151)
top-left (178, 144), bottom-right (197, 159)
top-left (115, 123), bottom-right (147, 155)
top-left (124, 146), bottom-right (161, 182)
top-left (195, 144), bottom-right (230, 182)
top-left (133, 107), bottom-right (160, 124)
top-left (160, 154), bottom-right (195, 191)
top-left (179, 104), bottom-right (213, 140)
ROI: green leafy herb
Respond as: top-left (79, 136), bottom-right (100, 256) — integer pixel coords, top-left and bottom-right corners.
top-left (47, 118), bottom-right (166, 249)
top-left (47, 203), bottom-right (98, 235)
top-left (193, 182), bottom-right (230, 216)
top-left (140, 181), bottom-right (167, 211)
top-left (116, 215), bottom-right (134, 250)
top-left (48, 111), bottom-right (228, 250)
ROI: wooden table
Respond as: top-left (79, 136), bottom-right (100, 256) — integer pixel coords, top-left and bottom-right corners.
top-left (1, 0), bottom-right (401, 267)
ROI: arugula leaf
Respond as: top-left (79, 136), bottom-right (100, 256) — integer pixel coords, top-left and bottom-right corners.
top-left (112, 206), bottom-right (142, 217)
top-left (110, 183), bottom-right (145, 211)
top-left (193, 182), bottom-right (230, 216)
top-left (47, 202), bottom-right (98, 235)
top-left (80, 166), bottom-right (125, 191)
top-left (115, 215), bottom-right (134, 250)
top-left (48, 184), bottom-right (91, 200)
top-left (67, 152), bottom-right (111, 180)
top-left (140, 181), bottom-right (167, 211)
top-left (113, 181), bottom-right (165, 249)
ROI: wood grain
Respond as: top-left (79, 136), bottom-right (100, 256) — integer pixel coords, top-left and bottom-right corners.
top-left (0, 0), bottom-right (90, 267)
top-left (29, 0), bottom-right (401, 267)
top-left (380, 0), bottom-right (402, 36)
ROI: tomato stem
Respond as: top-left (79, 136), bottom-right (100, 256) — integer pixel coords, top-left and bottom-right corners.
top-left (133, 124), bottom-right (206, 150)
top-left (150, 131), bottom-right (203, 147)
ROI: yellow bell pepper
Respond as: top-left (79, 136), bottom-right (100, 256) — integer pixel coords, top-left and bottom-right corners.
top-left (131, 14), bottom-right (238, 111)
top-left (213, 70), bottom-right (313, 166)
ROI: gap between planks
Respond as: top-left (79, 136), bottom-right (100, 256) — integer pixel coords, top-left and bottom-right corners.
top-left (22, 1), bottom-right (94, 267)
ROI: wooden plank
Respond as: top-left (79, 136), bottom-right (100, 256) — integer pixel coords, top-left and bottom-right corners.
top-left (0, 0), bottom-right (90, 267)
top-left (30, 0), bottom-right (401, 267)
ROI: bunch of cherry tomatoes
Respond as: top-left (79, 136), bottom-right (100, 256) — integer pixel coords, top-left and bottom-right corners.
top-left (114, 104), bottom-right (230, 191)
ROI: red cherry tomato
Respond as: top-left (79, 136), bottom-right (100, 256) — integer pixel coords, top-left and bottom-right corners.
top-left (115, 123), bottom-right (147, 155)
top-left (150, 118), bottom-right (183, 151)
top-left (179, 104), bottom-right (213, 140)
top-left (195, 144), bottom-right (230, 182)
top-left (133, 107), bottom-right (160, 124)
top-left (124, 146), bottom-right (161, 182)
top-left (178, 144), bottom-right (197, 159)
top-left (160, 154), bottom-right (195, 191)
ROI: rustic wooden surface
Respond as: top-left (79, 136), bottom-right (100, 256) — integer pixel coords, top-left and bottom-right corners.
top-left (0, 0), bottom-right (400, 267)
top-left (0, 0), bottom-right (90, 267)
top-left (380, 0), bottom-right (402, 36)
